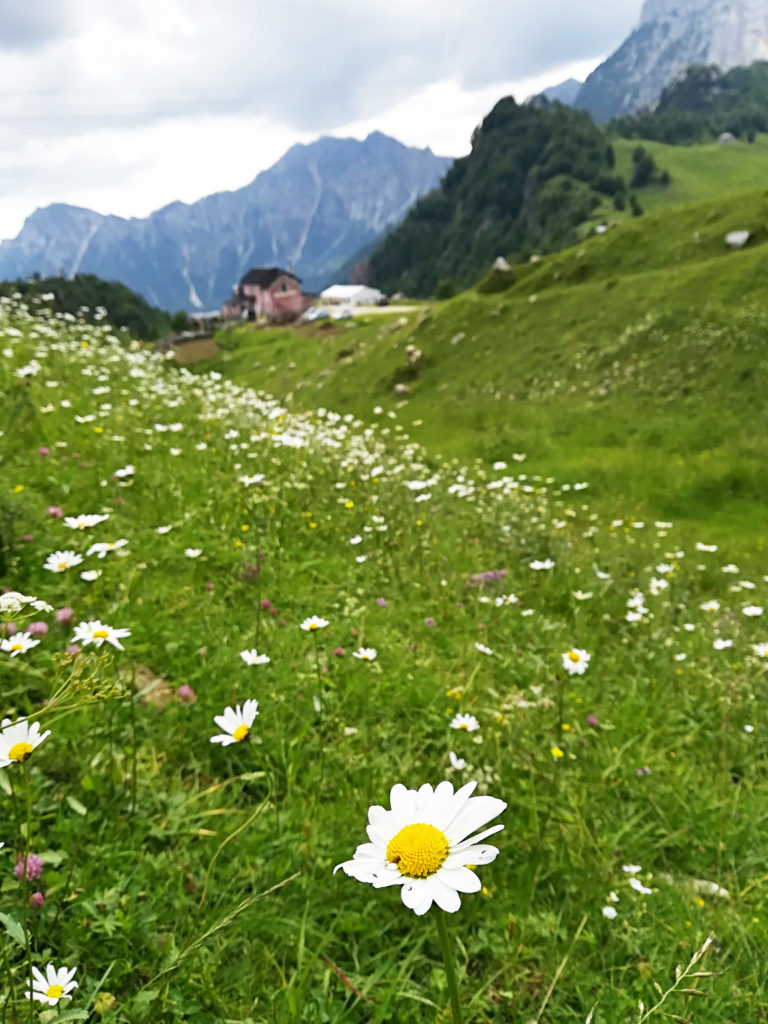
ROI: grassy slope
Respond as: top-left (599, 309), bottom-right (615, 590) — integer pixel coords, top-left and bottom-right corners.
top-left (4, 303), bottom-right (768, 1022)
top-left (613, 135), bottom-right (768, 213)
top-left (206, 187), bottom-right (768, 556)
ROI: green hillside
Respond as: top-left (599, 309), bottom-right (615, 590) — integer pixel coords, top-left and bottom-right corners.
top-left (3, 296), bottom-right (768, 1022)
top-left (206, 186), bottom-right (768, 554)
top-left (0, 274), bottom-right (172, 340)
top-left (610, 135), bottom-right (768, 215)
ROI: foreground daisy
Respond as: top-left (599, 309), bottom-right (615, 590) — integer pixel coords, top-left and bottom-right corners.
top-left (240, 649), bottom-right (270, 665)
top-left (0, 717), bottom-right (51, 767)
top-left (561, 648), bottom-right (591, 675)
top-left (334, 780), bottom-right (506, 915)
top-left (752, 642), bottom-right (768, 657)
top-left (1, 633), bottom-right (40, 657)
top-left (301, 616), bottom-right (329, 632)
top-left (210, 699), bottom-right (259, 745)
top-left (43, 550), bottom-right (83, 573)
top-left (71, 620), bottom-right (131, 651)
top-left (352, 647), bottom-right (377, 661)
top-left (25, 963), bottom-right (77, 1005)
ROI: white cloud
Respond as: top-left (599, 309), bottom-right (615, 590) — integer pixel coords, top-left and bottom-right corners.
top-left (0, 0), bottom-right (638, 239)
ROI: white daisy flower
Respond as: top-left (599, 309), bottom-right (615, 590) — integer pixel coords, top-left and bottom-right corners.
top-left (700, 600), bottom-right (720, 612)
top-left (601, 905), bottom-right (617, 920)
top-left (0, 717), bottom-right (51, 767)
top-left (43, 550), bottom-right (83, 573)
top-left (334, 780), bottom-right (506, 915)
top-left (25, 963), bottom-right (77, 1005)
top-left (86, 539), bottom-right (128, 559)
top-left (301, 616), bottom-right (329, 632)
top-left (1, 633), bottom-right (40, 658)
top-left (71, 620), bottom-right (131, 651)
top-left (210, 699), bottom-right (259, 745)
top-left (743, 605), bottom-right (764, 617)
top-left (573, 590), bottom-right (593, 600)
top-left (448, 751), bottom-right (466, 770)
top-left (112, 464), bottom-right (134, 478)
top-left (696, 542), bottom-right (717, 552)
top-left (628, 877), bottom-right (653, 895)
top-left (529, 559), bottom-right (555, 570)
top-left (751, 642), bottom-right (768, 657)
top-left (561, 649), bottom-right (590, 675)
top-left (474, 643), bottom-right (493, 655)
top-left (240, 474), bottom-right (265, 486)
top-left (494, 594), bottom-right (519, 607)
top-left (713, 638), bottom-right (733, 650)
top-left (155, 525), bottom-right (173, 534)
top-left (622, 864), bottom-right (641, 874)
top-left (184, 548), bottom-right (202, 558)
top-left (240, 649), bottom-right (270, 665)
top-left (352, 647), bottom-right (377, 661)
top-left (63, 514), bottom-right (109, 530)
top-left (80, 570), bottom-right (101, 582)
top-left (450, 713), bottom-right (480, 732)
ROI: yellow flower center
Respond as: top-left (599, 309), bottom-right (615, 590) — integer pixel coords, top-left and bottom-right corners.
top-left (57, 562), bottom-right (68, 570)
top-left (8, 742), bottom-right (33, 762)
top-left (92, 630), bottom-right (109, 639)
top-left (568, 651), bottom-right (580, 662)
top-left (386, 823), bottom-right (449, 878)
top-left (10, 643), bottom-right (23, 652)
top-left (232, 724), bottom-right (249, 742)
top-left (308, 624), bottom-right (317, 631)
top-left (45, 984), bottom-right (64, 999)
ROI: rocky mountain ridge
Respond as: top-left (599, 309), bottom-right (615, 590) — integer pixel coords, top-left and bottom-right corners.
top-left (0, 133), bottom-right (451, 311)
top-left (577, 0), bottom-right (768, 121)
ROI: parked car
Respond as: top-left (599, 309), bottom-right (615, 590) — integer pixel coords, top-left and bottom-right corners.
top-left (303, 306), bottom-right (330, 322)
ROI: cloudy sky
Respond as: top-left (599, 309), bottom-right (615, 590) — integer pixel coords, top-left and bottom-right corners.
top-left (0, 0), bottom-right (644, 240)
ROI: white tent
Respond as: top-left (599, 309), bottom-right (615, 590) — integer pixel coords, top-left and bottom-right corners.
top-left (320, 284), bottom-right (383, 306)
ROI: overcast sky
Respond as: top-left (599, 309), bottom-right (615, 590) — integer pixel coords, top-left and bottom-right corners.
top-left (0, 0), bottom-right (644, 240)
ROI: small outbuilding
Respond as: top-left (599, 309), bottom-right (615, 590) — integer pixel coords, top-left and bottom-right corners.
top-left (320, 284), bottom-right (384, 306)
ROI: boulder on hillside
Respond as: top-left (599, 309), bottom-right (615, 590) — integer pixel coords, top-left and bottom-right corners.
top-left (725, 230), bottom-right (750, 250)
top-left (492, 256), bottom-right (512, 271)
top-left (718, 132), bottom-right (738, 146)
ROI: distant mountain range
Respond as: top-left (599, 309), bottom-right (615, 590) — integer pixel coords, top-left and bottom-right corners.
top-left (0, 133), bottom-right (451, 311)
top-left (576, 0), bottom-right (768, 121)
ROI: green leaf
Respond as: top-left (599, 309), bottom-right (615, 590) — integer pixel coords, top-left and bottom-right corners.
top-left (0, 911), bottom-right (26, 947)
top-left (66, 794), bottom-right (88, 816)
top-left (47, 1011), bottom-right (89, 1023)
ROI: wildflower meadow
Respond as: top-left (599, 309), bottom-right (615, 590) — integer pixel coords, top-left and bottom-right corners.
top-left (1, 294), bottom-right (767, 1021)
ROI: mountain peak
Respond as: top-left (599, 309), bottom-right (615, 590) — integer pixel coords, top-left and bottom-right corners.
top-left (577, 0), bottom-right (768, 120)
top-left (0, 134), bottom-right (450, 310)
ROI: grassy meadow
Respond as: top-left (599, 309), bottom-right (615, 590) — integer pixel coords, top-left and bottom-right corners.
top-left (1, 286), bottom-right (768, 1023)
top-left (205, 185), bottom-right (768, 558)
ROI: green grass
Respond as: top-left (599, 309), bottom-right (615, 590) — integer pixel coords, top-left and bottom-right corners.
top-left (3, 298), bottom-right (768, 1022)
top-left (613, 134), bottom-right (768, 213)
top-left (204, 188), bottom-right (768, 558)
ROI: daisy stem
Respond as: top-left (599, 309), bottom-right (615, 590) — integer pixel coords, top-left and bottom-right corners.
top-left (22, 763), bottom-right (33, 1024)
top-left (436, 911), bottom-right (463, 1024)
top-left (128, 665), bottom-right (138, 816)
